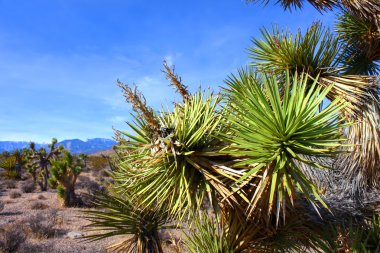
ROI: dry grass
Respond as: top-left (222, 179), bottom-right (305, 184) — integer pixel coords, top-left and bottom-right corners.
top-left (0, 223), bottom-right (26, 253)
top-left (21, 180), bottom-right (35, 193)
top-left (30, 201), bottom-right (49, 210)
top-left (17, 241), bottom-right (56, 253)
top-left (37, 194), bottom-right (47, 200)
top-left (25, 211), bottom-right (59, 239)
top-left (9, 190), bottom-right (22, 199)
top-left (2, 180), bottom-right (16, 189)
top-left (87, 156), bottom-right (109, 171)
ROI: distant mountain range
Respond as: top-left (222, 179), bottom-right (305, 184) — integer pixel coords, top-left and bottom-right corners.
top-left (0, 138), bottom-right (117, 154)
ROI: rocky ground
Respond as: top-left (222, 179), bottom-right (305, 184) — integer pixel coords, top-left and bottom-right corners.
top-left (0, 162), bottom-right (182, 253)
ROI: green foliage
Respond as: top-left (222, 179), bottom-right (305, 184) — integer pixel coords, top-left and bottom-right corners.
top-left (0, 156), bottom-right (17, 178)
top-left (245, 0), bottom-right (337, 12)
top-left (0, 150), bottom-right (24, 179)
top-left (57, 185), bottom-right (65, 199)
top-left (336, 11), bottom-right (380, 75)
top-left (315, 214), bottom-right (380, 253)
top-left (49, 151), bottom-right (84, 206)
top-left (114, 87), bottom-right (237, 220)
top-left (184, 207), bottom-right (318, 253)
top-left (184, 214), bottom-right (234, 253)
top-left (25, 138), bottom-right (64, 191)
top-left (87, 155), bottom-right (109, 170)
top-left (223, 70), bottom-right (347, 223)
top-left (48, 177), bottom-right (58, 189)
top-left (83, 0), bottom-right (380, 248)
top-left (84, 190), bottom-right (175, 253)
top-left (248, 17), bottom-right (380, 194)
top-left (249, 22), bottom-right (341, 78)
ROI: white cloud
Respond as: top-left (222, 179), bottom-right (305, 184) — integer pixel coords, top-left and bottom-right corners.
top-left (101, 92), bottom-right (126, 109)
top-left (109, 115), bottom-right (126, 123)
top-left (163, 53), bottom-right (182, 66)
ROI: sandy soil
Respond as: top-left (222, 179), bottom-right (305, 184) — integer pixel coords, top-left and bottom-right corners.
top-left (0, 167), bottom-right (182, 253)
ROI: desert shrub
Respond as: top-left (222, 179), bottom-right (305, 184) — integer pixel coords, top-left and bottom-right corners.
top-left (25, 212), bottom-right (57, 238)
top-left (4, 170), bottom-right (19, 180)
top-left (49, 208), bottom-right (63, 226)
top-left (0, 224), bottom-right (26, 253)
top-left (78, 175), bottom-right (90, 183)
top-left (85, 180), bottom-right (106, 193)
top-left (88, 155), bottom-right (109, 170)
top-left (0, 155), bottom-right (20, 180)
top-left (21, 180), bottom-right (35, 193)
top-left (18, 241), bottom-right (56, 253)
top-left (30, 201), bottom-right (49, 210)
top-left (3, 180), bottom-right (16, 189)
top-left (37, 194), bottom-right (47, 200)
top-left (90, 168), bottom-right (111, 179)
top-left (9, 190), bottom-right (22, 199)
top-left (316, 214), bottom-right (380, 253)
top-left (77, 175), bottom-right (91, 189)
top-left (80, 181), bottom-right (107, 207)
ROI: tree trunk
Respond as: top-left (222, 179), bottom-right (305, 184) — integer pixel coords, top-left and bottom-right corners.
top-left (32, 170), bottom-right (37, 183)
top-left (63, 186), bottom-right (77, 207)
top-left (15, 163), bottom-right (21, 179)
top-left (40, 164), bottom-right (49, 191)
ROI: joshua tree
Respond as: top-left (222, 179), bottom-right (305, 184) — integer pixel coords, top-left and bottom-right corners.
top-left (84, 61), bottom-right (349, 251)
top-left (26, 138), bottom-right (64, 191)
top-left (247, 0), bottom-right (380, 198)
top-left (84, 1), bottom-right (380, 252)
top-left (79, 153), bottom-right (88, 168)
top-left (49, 151), bottom-right (84, 207)
top-left (13, 149), bottom-right (26, 179)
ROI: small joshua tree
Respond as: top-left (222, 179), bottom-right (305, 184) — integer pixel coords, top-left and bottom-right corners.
top-left (13, 149), bottom-right (27, 179)
top-left (26, 138), bottom-right (64, 191)
top-left (0, 150), bottom-right (27, 179)
top-left (0, 155), bottom-right (18, 179)
top-left (49, 151), bottom-right (84, 207)
top-left (79, 153), bottom-right (88, 168)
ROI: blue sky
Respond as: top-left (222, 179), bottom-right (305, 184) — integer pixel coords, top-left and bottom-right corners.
top-left (0, 0), bottom-right (336, 142)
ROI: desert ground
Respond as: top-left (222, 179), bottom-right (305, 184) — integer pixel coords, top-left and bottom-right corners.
top-left (0, 153), bottom-right (182, 253)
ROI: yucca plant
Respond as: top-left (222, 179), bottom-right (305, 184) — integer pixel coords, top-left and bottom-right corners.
top-left (248, 22), bottom-right (380, 194)
top-left (185, 204), bottom-right (319, 253)
top-left (336, 10), bottom-right (380, 75)
top-left (184, 213), bottom-right (235, 253)
top-left (113, 65), bottom-right (242, 221)
top-left (339, 0), bottom-right (380, 30)
top-left (314, 214), bottom-right (380, 253)
top-left (84, 190), bottom-right (176, 253)
top-left (222, 69), bottom-right (347, 225)
top-left (245, 0), bottom-right (337, 12)
top-left (246, 0), bottom-right (380, 22)
top-left (184, 210), bottom-right (262, 253)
